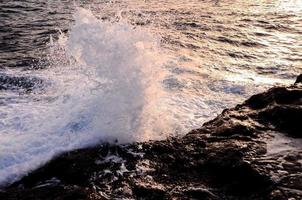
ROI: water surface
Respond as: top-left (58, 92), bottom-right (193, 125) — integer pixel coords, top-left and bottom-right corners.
top-left (0, 0), bottom-right (301, 185)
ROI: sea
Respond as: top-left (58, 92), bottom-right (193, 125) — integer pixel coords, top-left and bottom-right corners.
top-left (0, 0), bottom-right (301, 186)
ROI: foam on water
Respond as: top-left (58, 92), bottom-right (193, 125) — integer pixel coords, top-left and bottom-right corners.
top-left (0, 8), bottom-right (169, 186)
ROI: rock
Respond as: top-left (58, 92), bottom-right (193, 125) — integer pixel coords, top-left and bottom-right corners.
top-left (132, 181), bottom-right (166, 199)
top-left (0, 74), bottom-right (301, 199)
top-left (180, 187), bottom-right (220, 200)
top-left (295, 74), bottom-right (302, 84)
top-left (279, 174), bottom-right (302, 190)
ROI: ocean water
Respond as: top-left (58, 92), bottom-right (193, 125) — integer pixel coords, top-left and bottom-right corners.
top-left (0, 0), bottom-right (301, 186)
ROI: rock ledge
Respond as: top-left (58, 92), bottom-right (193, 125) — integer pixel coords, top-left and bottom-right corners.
top-left (1, 75), bottom-right (301, 200)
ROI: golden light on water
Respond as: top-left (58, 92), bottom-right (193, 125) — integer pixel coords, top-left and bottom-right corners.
top-left (277, 0), bottom-right (302, 11)
top-left (225, 71), bottom-right (292, 86)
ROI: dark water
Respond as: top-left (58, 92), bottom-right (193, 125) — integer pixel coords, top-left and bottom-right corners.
top-left (0, 0), bottom-right (301, 185)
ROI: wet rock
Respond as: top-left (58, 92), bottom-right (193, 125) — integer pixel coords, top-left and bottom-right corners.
top-left (132, 181), bottom-right (166, 199)
top-left (281, 161), bottom-right (301, 172)
top-left (179, 187), bottom-right (220, 200)
top-left (258, 105), bottom-right (302, 137)
top-left (295, 74), bottom-right (302, 84)
top-left (284, 153), bottom-right (302, 162)
top-left (0, 74), bottom-right (301, 199)
top-left (279, 174), bottom-right (302, 190)
top-left (244, 87), bottom-right (302, 110)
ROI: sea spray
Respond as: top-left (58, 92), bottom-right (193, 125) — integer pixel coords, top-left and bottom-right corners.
top-left (0, 7), bottom-right (166, 186)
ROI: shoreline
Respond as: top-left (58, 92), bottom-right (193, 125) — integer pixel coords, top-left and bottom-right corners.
top-left (1, 74), bottom-right (301, 200)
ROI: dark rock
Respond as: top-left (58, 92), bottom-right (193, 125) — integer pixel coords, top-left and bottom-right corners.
top-left (279, 174), bottom-right (302, 190)
top-left (245, 87), bottom-right (302, 110)
top-left (258, 105), bottom-right (302, 137)
top-left (295, 74), bottom-right (302, 84)
top-left (132, 181), bottom-right (166, 199)
top-left (284, 152), bottom-right (302, 162)
top-left (1, 74), bottom-right (301, 199)
top-left (181, 187), bottom-right (220, 200)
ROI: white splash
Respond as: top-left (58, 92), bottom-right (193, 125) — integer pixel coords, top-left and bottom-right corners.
top-left (0, 7), bottom-right (167, 186)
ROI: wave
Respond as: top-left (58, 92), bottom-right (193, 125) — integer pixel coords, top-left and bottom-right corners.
top-left (0, 7), bottom-right (168, 186)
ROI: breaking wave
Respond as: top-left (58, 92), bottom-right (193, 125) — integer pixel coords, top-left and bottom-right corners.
top-left (0, 8), bottom-right (168, 185)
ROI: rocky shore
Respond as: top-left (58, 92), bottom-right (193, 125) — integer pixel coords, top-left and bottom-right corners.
top-left (1, 75), bottom-right (301, 200)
